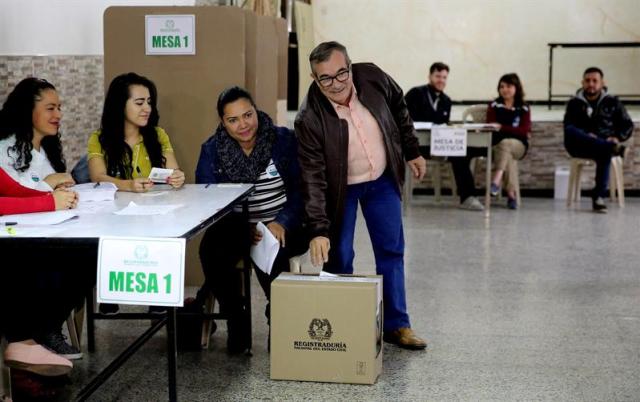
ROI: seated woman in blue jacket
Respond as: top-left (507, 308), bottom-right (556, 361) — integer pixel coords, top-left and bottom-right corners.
top-left (195, 86), bottom-right (307, 353)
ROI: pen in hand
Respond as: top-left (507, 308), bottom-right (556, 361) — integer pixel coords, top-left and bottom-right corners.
top-left (133, 166), bottom-right (152, 192)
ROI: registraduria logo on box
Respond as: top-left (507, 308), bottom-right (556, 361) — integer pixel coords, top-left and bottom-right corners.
top-left (293, 319), bottom-right (347, 352)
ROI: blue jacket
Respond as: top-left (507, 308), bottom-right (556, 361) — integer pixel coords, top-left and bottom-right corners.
top-left (195, 125), bottom-right (303, 231)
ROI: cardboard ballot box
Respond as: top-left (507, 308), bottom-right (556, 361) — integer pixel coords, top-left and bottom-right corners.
top-left (270, 273), bottom-right (383, 385)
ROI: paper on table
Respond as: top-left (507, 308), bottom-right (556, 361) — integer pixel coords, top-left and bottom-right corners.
top-left (75, 201), bottom-right (114, 215)
top-left (149, 167), bottom-right (174, 183)
top-left (413, 121), bottom-right (433, 130)
top-left (319, 271), bottom-right (339, 277)
top-left (0, 210), bottom-right (77, 225)
top-left (250, 222), bottom-right (280, 275)
top-left (113, 201), bottom-right (183, 215)
top-left (73, 182), bottom-right (117, 202)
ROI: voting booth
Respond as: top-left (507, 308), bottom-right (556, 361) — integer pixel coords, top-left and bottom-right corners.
top-left (104, 6), bottom-right (288, 285)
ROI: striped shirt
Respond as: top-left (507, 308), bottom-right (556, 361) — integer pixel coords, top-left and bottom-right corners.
top-left (233, 159), bottom-right (287, 223)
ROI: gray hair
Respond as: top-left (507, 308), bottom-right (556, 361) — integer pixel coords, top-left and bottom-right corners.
top-left (309, 41), bottom-right (351, 74)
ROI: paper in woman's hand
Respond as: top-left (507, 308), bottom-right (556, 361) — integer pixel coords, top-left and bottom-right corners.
top-left (149, 168), bottom-right (174, 183)
top-left (250, 221), bottom-right (280, 275)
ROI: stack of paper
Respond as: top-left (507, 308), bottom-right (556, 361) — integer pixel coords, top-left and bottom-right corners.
top-left (73, 182), bottom-right (118, 202)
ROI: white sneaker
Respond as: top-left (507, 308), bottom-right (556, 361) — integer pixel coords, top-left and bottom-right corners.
top-left (459, 196), bottom-right (484, 211)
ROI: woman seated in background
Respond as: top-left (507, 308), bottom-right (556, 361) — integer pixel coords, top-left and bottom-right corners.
top-left (1, 168), bottom-right (78, 378)
top-left (0, 77), bottom-right (85, 370)
top-left (87, 72), bottom-right (185, 192)
top-left (195, 87), bottom-right (307, 354)
top-left (486, 73), bottom-right (531, 209)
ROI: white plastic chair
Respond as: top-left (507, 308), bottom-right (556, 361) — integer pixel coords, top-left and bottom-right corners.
top-left (566, 156), bottom-right (624, 207)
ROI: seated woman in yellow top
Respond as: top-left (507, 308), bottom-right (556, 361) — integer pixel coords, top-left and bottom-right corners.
top-left (88, 72), bottom-right (185, 192)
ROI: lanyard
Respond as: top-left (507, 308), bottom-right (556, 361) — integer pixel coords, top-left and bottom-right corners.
top-left (426, 89), bottom-right (440, 111)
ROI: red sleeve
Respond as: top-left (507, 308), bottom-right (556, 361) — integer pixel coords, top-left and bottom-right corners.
top-left (0, 168), bottom-right (56, 215)
top-left (0, 168), bottom-right (49, 197)
top-left (0, 194), bottom-right (55, 215)
top-left (498, 108), bottom-right (531, 139)
top-left (486, 103), bottom-right (497, 123)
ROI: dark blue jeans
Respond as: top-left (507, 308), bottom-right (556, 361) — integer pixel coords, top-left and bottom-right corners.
top-left (564, 125), bottom-right (616, 199)
top-left (325, 173), bottom-right (411, 332)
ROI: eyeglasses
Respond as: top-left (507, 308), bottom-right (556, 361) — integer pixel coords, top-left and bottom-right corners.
top-left (315, 68), bottom-right (350, 88)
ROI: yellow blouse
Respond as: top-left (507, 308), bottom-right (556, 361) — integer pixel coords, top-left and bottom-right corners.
top-left (87, 127), bottom-right (174, 179)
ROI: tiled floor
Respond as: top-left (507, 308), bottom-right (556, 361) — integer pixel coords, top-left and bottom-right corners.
top-left (28, 197), bottom-right (640, 401)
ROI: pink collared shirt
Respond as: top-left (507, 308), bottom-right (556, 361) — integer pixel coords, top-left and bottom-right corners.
top-left (330, 87), bottom-right (387, 185)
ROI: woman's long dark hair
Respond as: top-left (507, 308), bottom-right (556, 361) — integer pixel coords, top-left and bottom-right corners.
top-left (496, 73), bottom-right (527, 107)
top-left (99, 72), bottom-right (165, 179)
top-left (0, 77), bottom-right (66, 173)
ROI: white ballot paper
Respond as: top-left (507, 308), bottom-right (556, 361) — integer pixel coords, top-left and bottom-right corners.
top-left (73, 182), bottom-right (117, 202)
top-left (113, 201), bottom-right (183, 215)
top-left (149, 167), bottom-right (174, 183)
top-left (250, 221), bottom-right (280, 275)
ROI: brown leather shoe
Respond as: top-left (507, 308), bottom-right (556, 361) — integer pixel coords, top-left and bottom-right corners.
top-left (383, 327), bottom-right (427, 350)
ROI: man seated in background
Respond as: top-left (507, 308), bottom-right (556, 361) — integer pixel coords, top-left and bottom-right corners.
top-left (563, 67), bottom-right (634, 213)
top-left (405, 62), bottom-right (485, 211)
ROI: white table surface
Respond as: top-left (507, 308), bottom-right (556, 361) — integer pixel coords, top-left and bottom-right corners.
top-left (414, 123), bottom-right (494, 147)
top-left (2, 184), bottom-right (253, 239)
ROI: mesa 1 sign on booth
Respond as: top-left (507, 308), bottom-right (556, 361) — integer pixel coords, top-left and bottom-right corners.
top-left (145, 15), bottom-right (195, 55)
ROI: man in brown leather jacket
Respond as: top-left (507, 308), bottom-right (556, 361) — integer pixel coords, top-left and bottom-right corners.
top-left (295, 41), bottom-right (428, 350)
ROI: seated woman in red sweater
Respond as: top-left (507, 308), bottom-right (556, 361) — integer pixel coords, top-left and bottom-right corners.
top-left (486, 73), bottom-right (531, 209)
top-left (0, 77), bottom-right (88, 365)
top-left (1, 167), bottom-right (78, 376)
